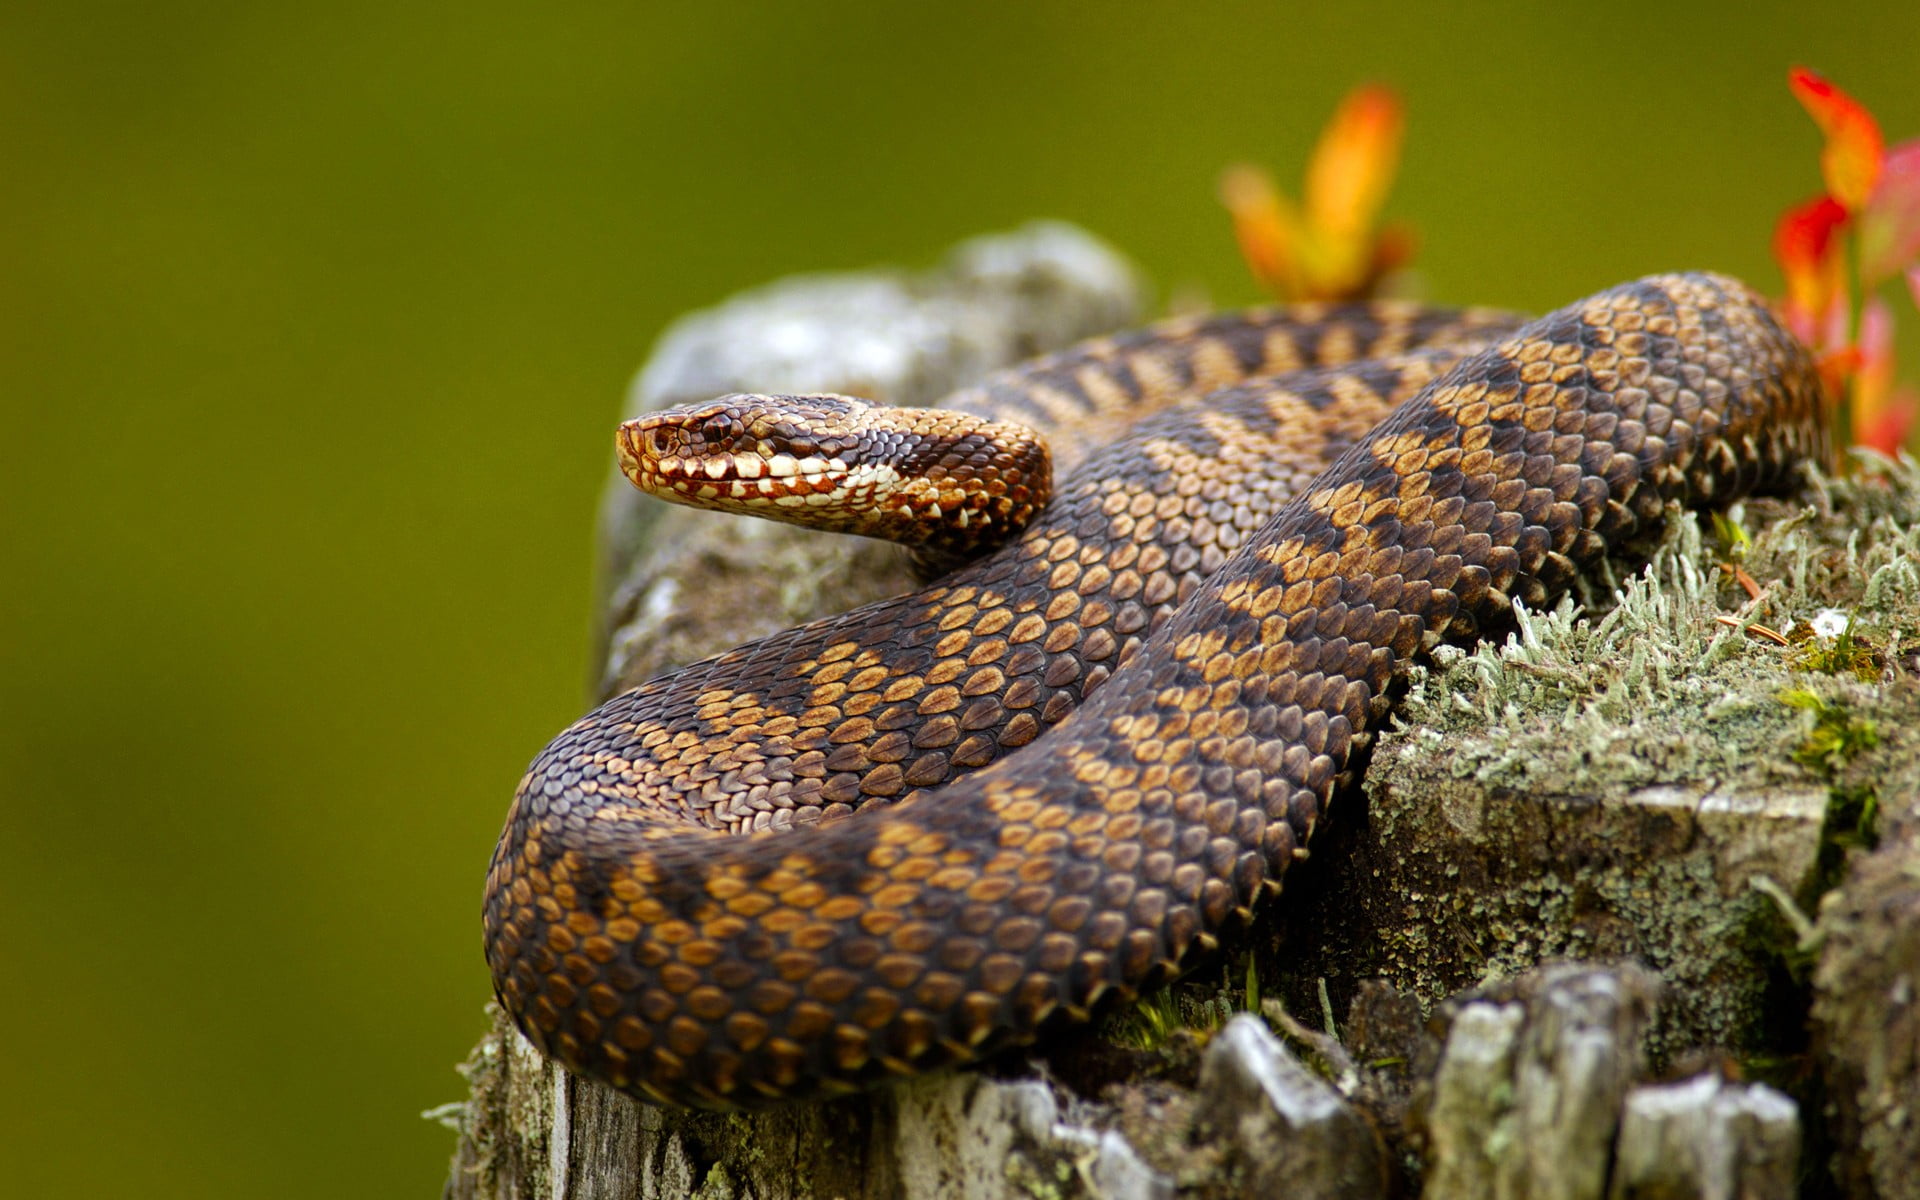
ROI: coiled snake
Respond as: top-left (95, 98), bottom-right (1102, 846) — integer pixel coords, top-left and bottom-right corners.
top-left (485, 273), bottom-right (1825, 1109)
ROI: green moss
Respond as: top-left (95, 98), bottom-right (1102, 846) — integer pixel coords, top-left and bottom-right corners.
top-left (1710, 509), bottom-right (1753, 556)
top-left (1104, 952), bottom-right (1269, 1050)
top-left (1808, 782), bottom-right (1884, 908)
top-left (1108, 987), bottom-right (1189, 1051)
top-left (1788, 613), bottom-right (1886, 681)
top-left (1780, 689), bottom-right (1881, 774)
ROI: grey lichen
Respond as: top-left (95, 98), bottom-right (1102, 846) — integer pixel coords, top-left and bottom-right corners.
top-left (1398, 454), bottom-right (1920, 775)
top-left (1396, 507), bottom-right (1830, 798)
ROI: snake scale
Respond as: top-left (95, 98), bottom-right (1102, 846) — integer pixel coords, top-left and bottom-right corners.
top-left (485, 273), bottom-right (1826, 1109)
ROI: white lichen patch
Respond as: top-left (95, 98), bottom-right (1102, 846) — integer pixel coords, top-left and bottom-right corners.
top-left (1392, 455), bottom-right (1920, 798)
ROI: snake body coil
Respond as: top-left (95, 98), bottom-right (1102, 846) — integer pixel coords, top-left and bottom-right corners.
top-left (486, 274), bottom-right (1825, 1109)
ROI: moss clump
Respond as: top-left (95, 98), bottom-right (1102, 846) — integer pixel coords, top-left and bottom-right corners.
top-left (1103, 954), bottom-right (1265, 1051)
top-left (1788, 613), bottom-right (1886, 681)
top-left (1781, 689), bottom-right (1881, 775)
top-left (1391, 454), bottom-right (1920, 837)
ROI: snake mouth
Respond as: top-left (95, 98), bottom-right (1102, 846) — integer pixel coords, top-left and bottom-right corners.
top-left (617, 417), bottom-right (870, 507)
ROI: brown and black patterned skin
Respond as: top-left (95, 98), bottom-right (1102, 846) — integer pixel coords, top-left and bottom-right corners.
top-left (485, 274), bottom-right (1826, 1109)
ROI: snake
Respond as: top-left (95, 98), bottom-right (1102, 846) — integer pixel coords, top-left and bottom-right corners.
top-left (484, 273), bottom-right (1826, 1110)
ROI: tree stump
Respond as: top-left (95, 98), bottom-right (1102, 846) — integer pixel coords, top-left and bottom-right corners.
top-left (442, 227), bottom-right (1920, 1198)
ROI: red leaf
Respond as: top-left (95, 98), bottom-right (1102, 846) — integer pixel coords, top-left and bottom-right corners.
top-left (1772, 194), bottom-right (1850, 342)
top-left (1790, 66), bottom-right (1886, 212)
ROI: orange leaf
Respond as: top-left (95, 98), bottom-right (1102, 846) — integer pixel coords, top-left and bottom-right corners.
top-left (1219, 164), bottom-right (1304, 299)
top-left (1789, 66), bottom-right (1885, 212)
top-left (1221, 83), bottom-right (1416, 301)
top-left (1304, 84), bottom-right (1404, 255)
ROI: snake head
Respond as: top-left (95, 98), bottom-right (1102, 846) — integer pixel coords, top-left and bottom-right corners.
top-left (618, 392), bottom-right (1051, 570)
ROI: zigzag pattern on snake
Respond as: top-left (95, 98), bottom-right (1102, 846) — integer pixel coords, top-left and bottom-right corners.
top-left (485, 273), bottom-right (1826, 1109)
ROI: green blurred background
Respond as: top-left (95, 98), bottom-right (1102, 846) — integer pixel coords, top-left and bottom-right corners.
top-left (4, 1), bottom-right (1916, 1194)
